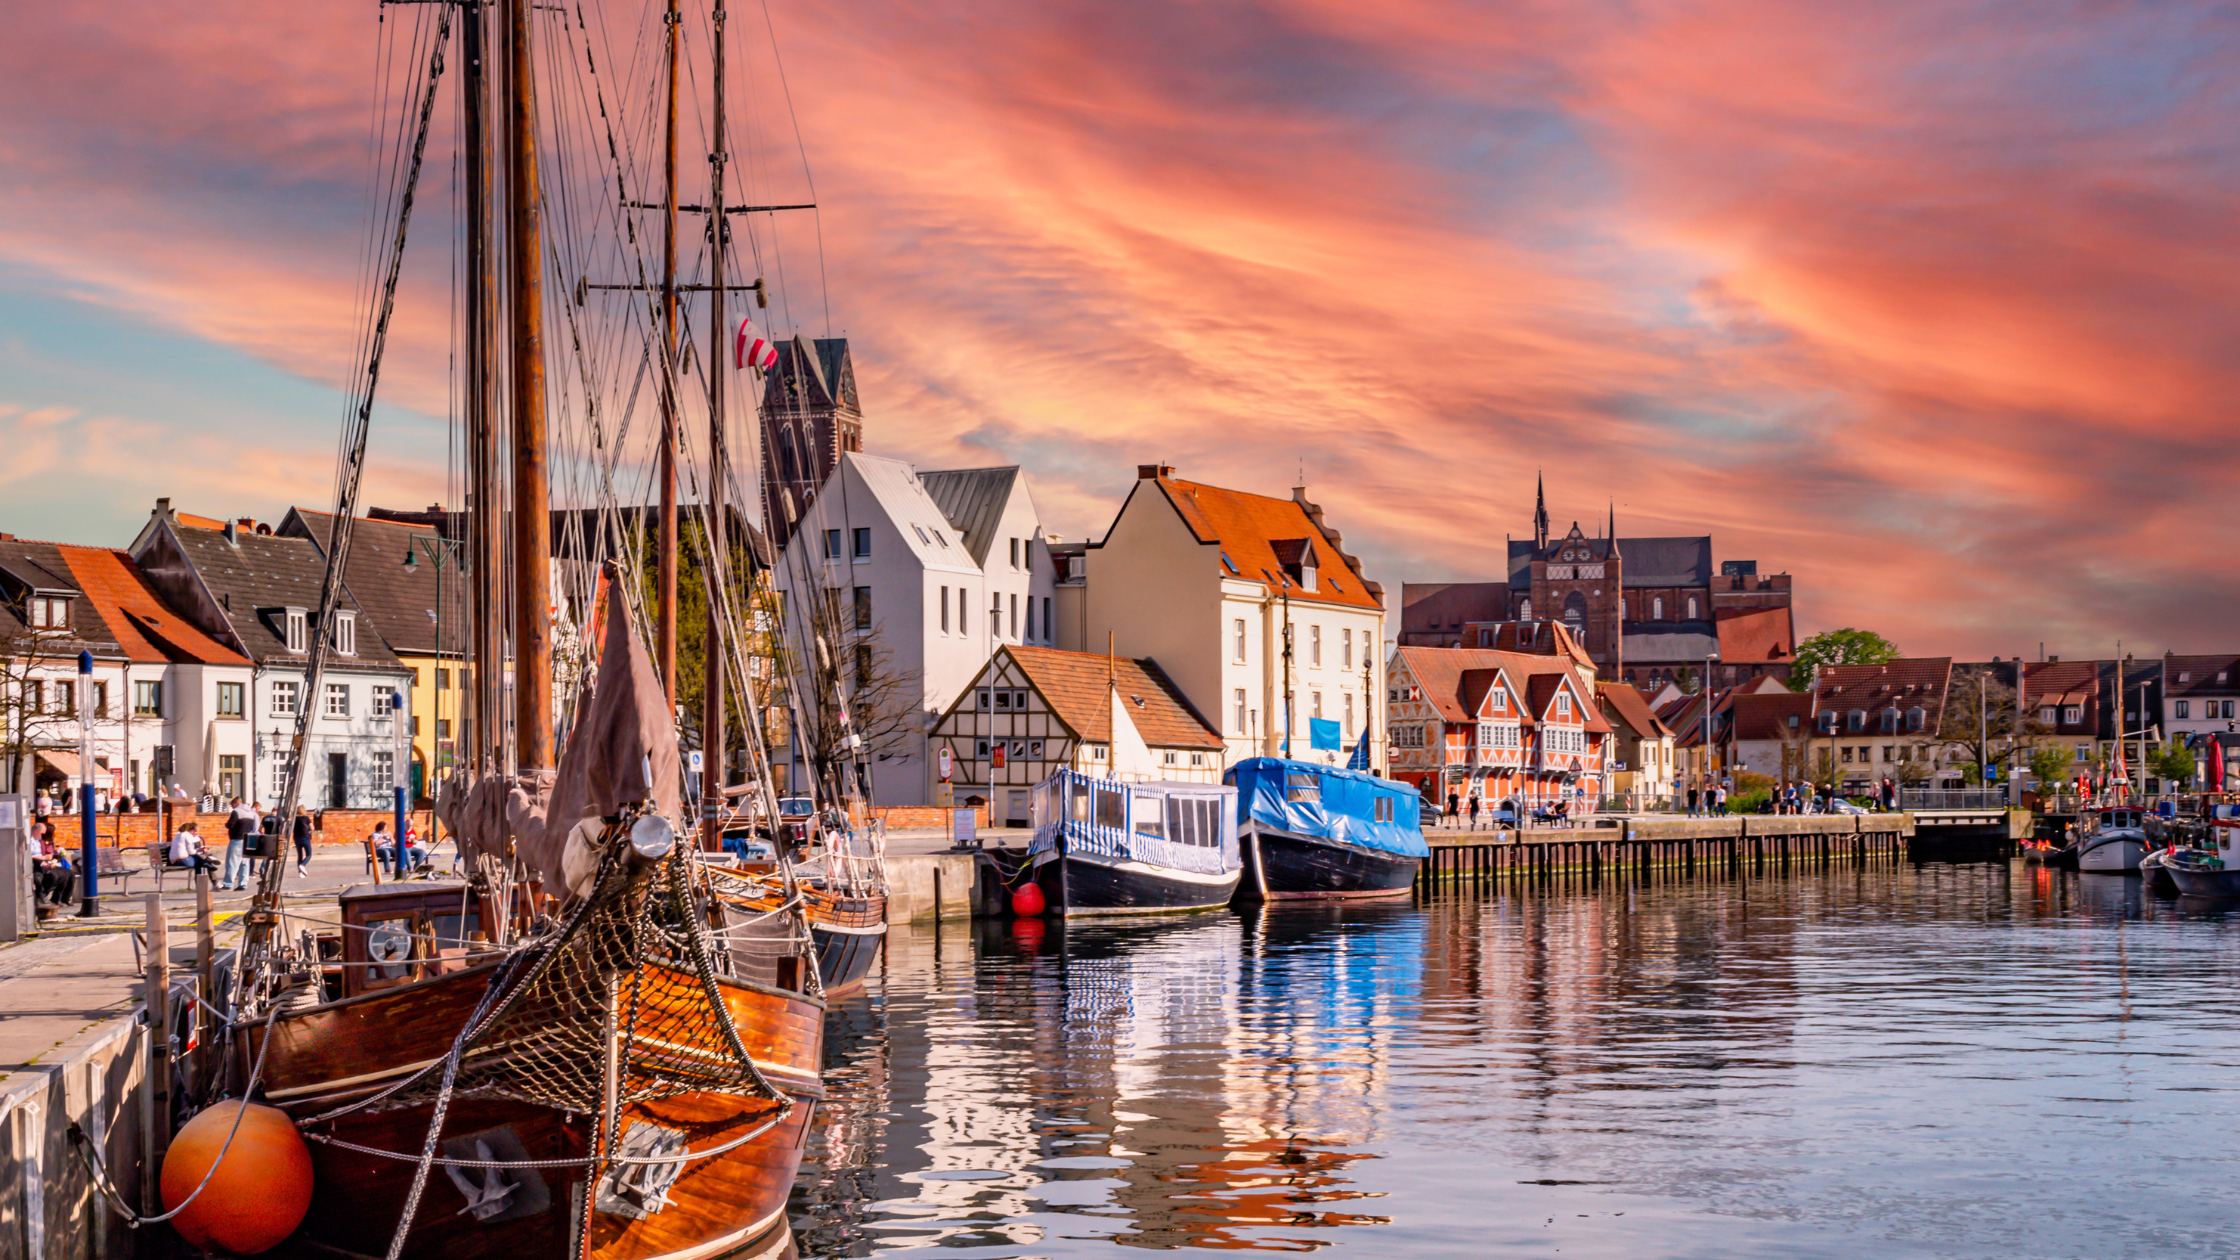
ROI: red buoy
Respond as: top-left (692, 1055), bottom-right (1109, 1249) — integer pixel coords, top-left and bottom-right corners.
top-left (1011, 881), bottom-right (1047, 917)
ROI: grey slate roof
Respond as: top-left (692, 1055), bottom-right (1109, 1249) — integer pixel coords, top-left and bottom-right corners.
top-left (1506, 535), bottom-right (1710, 589)
top-left (0, 539), bottom-right (110, 655)
top-left (167, 524), bottom-right (405, 669)
top-left (919, 466), bottom-right (1020, 569)
top-left (281, 509), bottom-right (459, 657)
top-left (1622, 622), bottom-right (1720, 663)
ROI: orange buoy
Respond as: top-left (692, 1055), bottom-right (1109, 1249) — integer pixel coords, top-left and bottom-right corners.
top-left (1011, 881), bottom-right (1046, 917)
top-left (161, 1100), bottom-right (314, 1255)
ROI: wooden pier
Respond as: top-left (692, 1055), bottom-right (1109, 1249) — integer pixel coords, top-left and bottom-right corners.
top-left (1418, 813), bottom-right (1923, 888)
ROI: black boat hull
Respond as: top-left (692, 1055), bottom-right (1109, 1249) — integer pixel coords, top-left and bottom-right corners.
top-left (1237, 825), bottom-right (1421, 901)
top-left (1032, 850), bottom-right (1239, 916)
top-left (810, 892), bottom-right (888, 996)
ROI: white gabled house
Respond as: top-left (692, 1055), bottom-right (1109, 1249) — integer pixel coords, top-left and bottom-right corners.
top-left (130, 502), bottom-right (415, 811)
top-left (1079, 465), bottom-right (1387, 772)
top-left (771, 455), bottom-right (1058, 806)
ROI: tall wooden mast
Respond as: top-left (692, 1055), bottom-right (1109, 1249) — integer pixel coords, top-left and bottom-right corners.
top-left (656, 0), bottom-right (681, 710)
top-left (505, 0), bottom-right (553, 772)
top-left (700, 0), bottom-right (729, 845)
top-left (463, 0), bottom-right (502, 768)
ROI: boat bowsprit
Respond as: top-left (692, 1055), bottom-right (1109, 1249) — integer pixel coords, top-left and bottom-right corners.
top-left (1228, 758), bottom-right (1427, 901)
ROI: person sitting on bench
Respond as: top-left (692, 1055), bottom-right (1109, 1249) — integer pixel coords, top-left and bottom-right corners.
top-left (30, 822), bottom-right (77, 906)
top-left (372, 821), bottom-right (428, 875)
top-left (168, 821), bottom-right (215, 876)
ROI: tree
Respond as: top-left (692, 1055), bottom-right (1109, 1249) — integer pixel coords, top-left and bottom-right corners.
top-left (2150, 743), bottom-right (2198, 789)
top-left (1789, 628), bottom-right (1900, 691)
top-left (1941, 664), bottom-right (2044, 779)
top-left (0, 623), bottom-right (82, 798)
top-left (2025, 742), bottom-right (2073, 790)
top-left (1808, 746), bottom-right (1839, 791)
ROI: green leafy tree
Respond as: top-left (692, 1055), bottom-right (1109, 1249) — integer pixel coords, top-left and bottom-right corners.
top-left (1789, 628), bottom-right (1901, 691)
top-left (2150, 743), bottom-right (2197, 789)
top-left (2026, 742), bottom-right (2073, 790)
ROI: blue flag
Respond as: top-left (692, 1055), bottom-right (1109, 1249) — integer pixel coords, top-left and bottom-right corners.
top-left (1347, 729), bottom-right (1371, 770)
top-left (1310, 717), bottom-right (1341, 752)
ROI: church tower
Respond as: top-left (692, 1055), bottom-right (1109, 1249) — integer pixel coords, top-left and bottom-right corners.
top-left (1533, 470), bottom-right (1550, 551)
top-left (759, 336), bottom-right (864, 551)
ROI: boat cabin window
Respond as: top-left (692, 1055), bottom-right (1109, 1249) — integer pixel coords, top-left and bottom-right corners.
top-left (1285, 772), bottom-right (1321, 803)
top-left (1159, 796), bottom-right (1221, 847)
top-left (1093, 784), bottom-right (1126, 830)
top-left (1134, 793), bottom-right (1165, 839)
top-left (1070, 779), bottom-right (1091, 823)
top-left (1374, 796), bottom-right (1395, 823)
top-left (341, 889), bottom-right (488, 998)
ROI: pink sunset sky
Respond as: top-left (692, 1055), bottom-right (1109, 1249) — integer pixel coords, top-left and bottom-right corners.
top-left (1, 0), bottom-right (2234, 659)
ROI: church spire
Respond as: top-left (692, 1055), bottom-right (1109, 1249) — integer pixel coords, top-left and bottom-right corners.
top-left (1533, 470), bottom-right (1550, 550)
top-left (1607, 499), bottom-right (1620, 558)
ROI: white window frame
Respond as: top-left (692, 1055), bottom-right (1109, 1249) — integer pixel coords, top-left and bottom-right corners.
top-left (1233, 619), bottom-right (1248, 663)
top-left (1234, 688), bottom-right (1248, 735)
top-left (940, 585), bottom-right (950, 633)
top-left (272, 680), bottom-right (299, 717)
top-left (325, 683), bottom-right (351, 718)
top-left (1310, 625), bottom-right (1322, 668)
top-left (372, 688), bottom-right (396, 718)
top-left (372, 750), bottom-right (395, 793)
top-left (333, 611), bottom-right (356, 657)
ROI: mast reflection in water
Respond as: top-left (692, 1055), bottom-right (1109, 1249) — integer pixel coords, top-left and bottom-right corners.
top-left (790, 865), bottom-right (2240, 1259)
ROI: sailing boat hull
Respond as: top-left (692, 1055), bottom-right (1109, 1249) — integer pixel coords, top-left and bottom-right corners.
top-left (247, 961), bottom-right (824, 1260)
top-left (809, 891), bottom-right (887, 996)
top-left (1236, 825), bottom-right (1421, 901)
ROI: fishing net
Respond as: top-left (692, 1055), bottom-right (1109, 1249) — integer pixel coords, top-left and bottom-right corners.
top-left (379, 816), bottom-right (802, 1117)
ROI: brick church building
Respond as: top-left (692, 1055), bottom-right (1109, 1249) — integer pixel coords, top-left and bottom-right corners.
top-left (1400, 477), bottom-right (1798, 691)
top-left (759, 336), bottom-right (865, 551)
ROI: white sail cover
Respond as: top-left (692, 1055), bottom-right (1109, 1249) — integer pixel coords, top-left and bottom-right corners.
top-left (1109, 687), bottom-right (1158, 780)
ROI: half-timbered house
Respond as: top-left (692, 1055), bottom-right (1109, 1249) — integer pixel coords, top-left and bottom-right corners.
top-left (930, 644), bottom-right (1223, 828)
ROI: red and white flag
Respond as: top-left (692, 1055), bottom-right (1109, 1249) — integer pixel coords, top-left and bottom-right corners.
top-left (735, 317), bottom-right (778, 372)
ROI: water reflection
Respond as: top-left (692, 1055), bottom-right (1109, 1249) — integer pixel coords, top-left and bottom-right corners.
top-left (793, 863), bottom-right (2240, 1259)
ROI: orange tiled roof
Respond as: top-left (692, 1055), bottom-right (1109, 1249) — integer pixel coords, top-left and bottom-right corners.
top-left (1715, 606), bottom-right (1793, 663)
top-left (55, 546), bottom-right (247, 665)
top-left (1596, 680), bottom-right (1673, 739)
top-left (1150, 475), bottom-right (1382, 611)
top-left (999, 645), bottom-right (1222, 748)
top-left (1394, 645), bottom-right (1609, 733)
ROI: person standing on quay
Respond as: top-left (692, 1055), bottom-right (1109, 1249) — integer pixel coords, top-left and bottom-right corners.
top-left (1445, 790), bottom-right (1460, 829)
top-left (1686, 781), bottom-right (1701, 817)
top-left (1467, 793), bottom-right (1482, 831)
top-left (222, 796), bottom-right (256, 890)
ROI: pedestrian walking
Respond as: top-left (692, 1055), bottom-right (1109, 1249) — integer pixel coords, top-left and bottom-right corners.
top-left (1467, 793), bottom-right (1482, 831)
top-left (1445, 791), bottom-right (1460, 829)
top-left (292, 808), bottom-right (313, 876)
top-left (1686, 782), bottom-right (1701, 817)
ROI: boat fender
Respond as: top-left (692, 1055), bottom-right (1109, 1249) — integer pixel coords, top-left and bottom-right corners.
top-left (1011, 882), bottom-right (1046, 917)
top-left (161, 1101), bottom-right (313, 1255)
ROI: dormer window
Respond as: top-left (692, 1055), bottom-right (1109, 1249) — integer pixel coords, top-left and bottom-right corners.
top-left (1556, 691), bottom-right (1571, 717)
top-left (284, 608), bottom-right (307, 654)
top-left (26, 595), bottom-right (72, 630)
top-left (333, 611), bottom-right (357, 657)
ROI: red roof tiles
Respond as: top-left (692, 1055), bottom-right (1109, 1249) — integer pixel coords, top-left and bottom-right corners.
top-left (55, 546), bottom-right (246, 666)
top-left (1150, 475), bottom-right (1383, 611)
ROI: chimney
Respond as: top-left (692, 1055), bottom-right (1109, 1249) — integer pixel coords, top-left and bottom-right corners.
top-left (1136, 464), bottom-right (1170, 480)
top-left (156, 497), bottom-right (172, 515)
top-left (224, 519), bottom-right (240, 545)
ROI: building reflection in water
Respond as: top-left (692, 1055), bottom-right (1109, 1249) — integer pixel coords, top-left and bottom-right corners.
top-left (789, 866), bottom-right (2240, 1260)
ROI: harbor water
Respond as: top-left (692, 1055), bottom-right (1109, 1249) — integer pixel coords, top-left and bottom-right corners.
top-left (788, 863), bottom-right (2240, 1258)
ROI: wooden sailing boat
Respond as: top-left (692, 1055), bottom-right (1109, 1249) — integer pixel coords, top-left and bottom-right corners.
top-left (204, 0), bottom-right (828, 1254)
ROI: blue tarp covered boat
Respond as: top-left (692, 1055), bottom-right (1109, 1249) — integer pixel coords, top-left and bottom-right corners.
top-left (1227, 758), bottom-right (1428, 900)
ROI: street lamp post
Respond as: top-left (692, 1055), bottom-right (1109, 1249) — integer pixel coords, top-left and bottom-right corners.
top-left (402, 533), bottom-right (468, 799)
top-left (77, 650), bottom-right (99, 917)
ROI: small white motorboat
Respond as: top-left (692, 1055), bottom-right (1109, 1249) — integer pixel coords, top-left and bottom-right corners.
top-left (2076, 807), bottom-right (2149, 874)
top-left (2168, 807), bottom-right (2240, 896)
